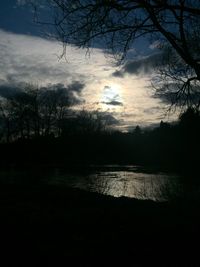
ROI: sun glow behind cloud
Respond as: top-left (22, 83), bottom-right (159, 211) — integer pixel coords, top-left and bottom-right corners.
top-left (101, 84), bottom-right (121, 103)
top-left (0, 29), bottom-right (176, 130)
top-left (100, 84), bottom-right (123, 110)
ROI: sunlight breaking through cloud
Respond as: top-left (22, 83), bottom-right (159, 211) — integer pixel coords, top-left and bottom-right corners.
top-left (0, 29), bottom-right (176, 130)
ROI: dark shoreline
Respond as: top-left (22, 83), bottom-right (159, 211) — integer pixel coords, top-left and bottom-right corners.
top-left (0, 183), bottom-right (199, 266)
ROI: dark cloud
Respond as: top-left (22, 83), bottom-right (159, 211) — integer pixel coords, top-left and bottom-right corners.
top-left (104, 85), bottom-right (111, 90)
top-left (100, 113), bottom-right (119, 125)
top-left (112, 70), bottom-right (124, 78)
top-left (67, 81), bottom-right (85, 94)
top-left (112, 53), bottom-right (163, 77)
top-left (101, 100), bottom-right (123, 106)
top-left (39, 82), bottom-right (85, 106)
top-left (0, 81), bottom-right (85, 106)
top-left (75, 110), bottom-right (120, 126)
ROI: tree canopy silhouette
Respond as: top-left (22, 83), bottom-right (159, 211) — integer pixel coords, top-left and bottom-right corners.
top-left (0, 84), bottom-right (117, 142)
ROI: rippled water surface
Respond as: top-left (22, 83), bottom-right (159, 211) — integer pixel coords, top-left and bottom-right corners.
top-left (0, 165), bottom-right (185, 201)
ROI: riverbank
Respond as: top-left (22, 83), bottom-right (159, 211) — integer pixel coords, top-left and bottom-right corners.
top-left (0, 183), bottom-right (199, 266)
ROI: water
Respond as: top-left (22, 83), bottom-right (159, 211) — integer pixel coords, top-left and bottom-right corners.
top-left (0, 165), bottom-right (185, 201)
top-left (49, 167), bottom-right (181, 201)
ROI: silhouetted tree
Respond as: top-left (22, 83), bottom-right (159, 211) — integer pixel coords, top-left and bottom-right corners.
top-left (134, 125), bottom-right (142, 136)
top-left (0, 84), bottom-right (79, 141)
top-left (0, 98), bottom-right (14, 143)
top-left (64, 109), bottom-right (112, 135)
top-left (179, 107), bottom-right (200, 129)
top-left (159, 121), bottom-right (171, 131)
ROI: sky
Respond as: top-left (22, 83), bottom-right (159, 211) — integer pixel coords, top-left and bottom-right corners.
top-left (0, 0), bottom-right (177, 131)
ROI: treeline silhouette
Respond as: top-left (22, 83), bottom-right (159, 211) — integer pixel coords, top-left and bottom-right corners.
top-left (0, 88), bottom-right (200, 172)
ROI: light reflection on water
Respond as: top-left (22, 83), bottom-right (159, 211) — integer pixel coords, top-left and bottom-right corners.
top-left (48, 167), bottom-right (181, 201)
top-left (0, 166), bottom-right (182, 201)
top-left (87, 172), bottom-right (175, 200)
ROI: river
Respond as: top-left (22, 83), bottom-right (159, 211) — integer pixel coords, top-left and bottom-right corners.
top-left (0, 165), bottom-right (188, 201)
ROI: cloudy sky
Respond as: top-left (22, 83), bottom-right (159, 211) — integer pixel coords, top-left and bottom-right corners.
top-left (0, 0), bottom-right (177, 131)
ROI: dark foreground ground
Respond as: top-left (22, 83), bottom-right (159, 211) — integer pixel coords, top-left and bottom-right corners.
top-left (0, 184), bottom-right (199, 267)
